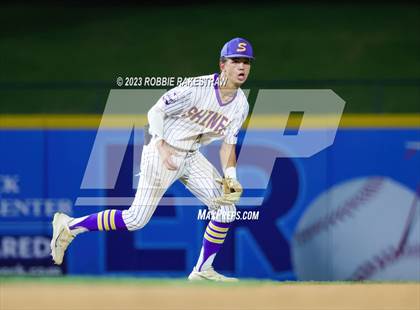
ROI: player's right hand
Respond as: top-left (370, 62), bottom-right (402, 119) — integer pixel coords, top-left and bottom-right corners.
top-left (156, 139), bottom-right (180, 170)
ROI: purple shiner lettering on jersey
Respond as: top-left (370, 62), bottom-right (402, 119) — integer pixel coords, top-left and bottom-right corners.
top-left (190, 109), bottom-right (206, 123)
top-left (183, 107), bottom-right (230, 135)
top-left (207, 113), bottom-right (223, 129)
top-left (183, 106), bottom-right (198, 118)
top-left (214, 116), bottom-right (229, 134)
top-left (199, 110), bottom-right (214, 126)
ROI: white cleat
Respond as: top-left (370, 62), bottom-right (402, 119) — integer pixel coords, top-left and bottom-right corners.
top-left (50, 212), bottom-right (75, 265)
top-left (188, 266), bottom-right (238, 282)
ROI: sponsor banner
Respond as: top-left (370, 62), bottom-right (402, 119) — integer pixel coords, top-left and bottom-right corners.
top-left (0, 127), bottom-right (419, 280)
top-left (0, 235), bottom-right (65, 276)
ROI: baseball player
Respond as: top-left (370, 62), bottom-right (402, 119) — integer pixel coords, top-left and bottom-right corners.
top-left (50, 37), bottom-right (253, 282)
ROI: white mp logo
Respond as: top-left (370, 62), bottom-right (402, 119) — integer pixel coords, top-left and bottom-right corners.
top-left (76, 89), bottom-right (345, 207)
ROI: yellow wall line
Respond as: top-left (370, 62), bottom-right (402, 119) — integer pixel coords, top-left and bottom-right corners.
top-left (0, 114), bottom-right (418, 129)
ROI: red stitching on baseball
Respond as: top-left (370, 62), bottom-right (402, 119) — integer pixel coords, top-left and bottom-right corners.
top-left (348, 244), bottom-right (420, 280)
top-left (294, 177), bottom-right (385, 245)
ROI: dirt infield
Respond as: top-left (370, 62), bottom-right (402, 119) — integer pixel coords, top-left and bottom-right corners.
top-left (1, 278), bottom-right (419, 310)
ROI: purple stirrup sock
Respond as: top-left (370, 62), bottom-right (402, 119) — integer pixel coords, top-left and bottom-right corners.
top-left (69, 210), bottom-right (127, 232)
top-left (196, 220), bottom-right (231, 271)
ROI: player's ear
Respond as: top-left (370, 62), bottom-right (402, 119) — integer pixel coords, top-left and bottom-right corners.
top-left (219, 61), bottom-right (225, 72)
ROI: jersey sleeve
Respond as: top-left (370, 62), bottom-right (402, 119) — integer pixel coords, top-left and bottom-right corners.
top-left (156, 84), bottom-right (195, 117)
top-left (224, 101), bottom-right (249, 145)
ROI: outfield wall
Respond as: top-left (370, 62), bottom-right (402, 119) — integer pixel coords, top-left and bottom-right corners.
top-left (0, 115), bottom-right (419, 280)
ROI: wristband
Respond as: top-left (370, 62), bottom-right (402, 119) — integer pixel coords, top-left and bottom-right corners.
top-left (224, 166), bottom-right (237, 179)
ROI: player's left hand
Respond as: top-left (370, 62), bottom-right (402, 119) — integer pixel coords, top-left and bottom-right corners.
top-left (215, 177), bottom-right (243, 205)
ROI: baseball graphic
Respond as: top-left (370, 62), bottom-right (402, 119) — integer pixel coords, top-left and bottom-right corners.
top-left (291, 176), bottom-right (420, 281)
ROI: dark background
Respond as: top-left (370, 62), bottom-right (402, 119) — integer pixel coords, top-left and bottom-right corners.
top-left (0, 1), bottom-right (419, 113)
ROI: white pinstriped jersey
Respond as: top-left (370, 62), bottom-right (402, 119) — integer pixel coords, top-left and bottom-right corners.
top-left (123, 73), bottom-right (247, 229)
top-left (153, 73), bottom-right (249, 151)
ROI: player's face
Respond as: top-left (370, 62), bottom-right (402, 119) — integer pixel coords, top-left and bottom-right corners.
top-left (221, 57), bottom-right (251, 87)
